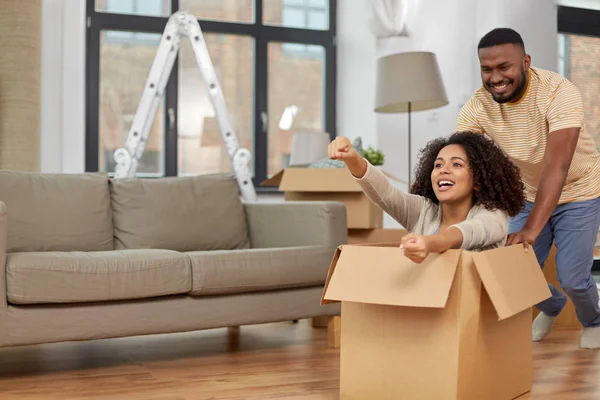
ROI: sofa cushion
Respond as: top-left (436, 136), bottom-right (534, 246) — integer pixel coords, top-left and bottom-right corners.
top-left (187, 245), bottom-right (333, 296)
top-left (6, 249), bottom-right (191, 304)
top-left (110, 174), bottom-right (250, 251)
top-left (0, 171), bottom-right (113, 252)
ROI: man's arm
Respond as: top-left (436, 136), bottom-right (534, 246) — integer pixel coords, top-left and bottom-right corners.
top-left (508, 127), bottom-right (579, 246)
top-left (508, 78), bottom-right (583, 248)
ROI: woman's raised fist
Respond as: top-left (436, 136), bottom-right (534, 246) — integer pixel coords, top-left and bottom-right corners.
top-left (328, 136), bottom-right (359, 163)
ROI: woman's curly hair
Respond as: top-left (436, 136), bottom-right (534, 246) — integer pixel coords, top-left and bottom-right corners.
top-left (410, 131), bottom-right (525, 217)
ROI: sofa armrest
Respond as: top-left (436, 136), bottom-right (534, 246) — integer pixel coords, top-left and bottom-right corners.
top-left (244, 201), bottom-right (347, 249)
top-left (0, 201), bottom-right (6, 310)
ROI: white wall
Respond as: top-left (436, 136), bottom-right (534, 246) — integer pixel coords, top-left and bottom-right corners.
top-left (40, 0), bottom-right (85, 173)
top-left (474, 1), bottom-right (558, 83)
top-left (374, 0), bottom-right (559, 186)
top-left (40, 0), bottom-right (63, 173)
top-left (336, 0), bottom-right (378, 149)
top-left (369, 0), bottom-right (558, 228)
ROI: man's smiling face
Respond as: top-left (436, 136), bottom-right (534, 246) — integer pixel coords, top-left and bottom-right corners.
top-left (478, 43), bottom-right (530, 104)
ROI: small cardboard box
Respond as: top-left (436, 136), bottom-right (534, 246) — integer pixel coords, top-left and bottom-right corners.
top-left (321, 243), bottom-right (551, 400)
top-left (261, 167), bottom-right (403, 229)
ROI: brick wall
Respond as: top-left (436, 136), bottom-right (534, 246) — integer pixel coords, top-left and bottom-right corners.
top-left (566, 34), bottom-right (600, 148)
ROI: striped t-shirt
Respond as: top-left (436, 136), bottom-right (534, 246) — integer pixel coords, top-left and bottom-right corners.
top-left (456, 66), bottom-right (600, 204)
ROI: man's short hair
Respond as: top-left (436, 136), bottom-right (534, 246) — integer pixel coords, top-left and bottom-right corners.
top-left (478, 28), bottom-right (525, 51)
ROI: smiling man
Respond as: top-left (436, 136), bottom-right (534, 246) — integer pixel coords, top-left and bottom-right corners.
top-left (456, 27), bottom-right (600, 348)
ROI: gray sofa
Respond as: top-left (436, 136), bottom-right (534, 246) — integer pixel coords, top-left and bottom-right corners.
top-left (0, 170), bottom-right (345, 348)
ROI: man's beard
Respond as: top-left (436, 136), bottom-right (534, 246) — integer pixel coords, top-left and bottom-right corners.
top-left (490, 68), bottom-right (528, 104)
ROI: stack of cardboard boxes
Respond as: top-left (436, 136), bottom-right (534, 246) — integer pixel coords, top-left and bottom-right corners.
top-left (261, 165), bottom-right (407, 244)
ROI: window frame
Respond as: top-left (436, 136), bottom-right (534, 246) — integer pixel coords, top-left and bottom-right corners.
top-left (85, 0), bottom-right (337, 190)
top-left (557, 5), bottom-right (600, 268)
top-left (558, 5), bottom-right (600, 37)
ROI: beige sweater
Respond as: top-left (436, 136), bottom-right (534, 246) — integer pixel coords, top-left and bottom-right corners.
top-left (354, 162), bottom-right (509, 251)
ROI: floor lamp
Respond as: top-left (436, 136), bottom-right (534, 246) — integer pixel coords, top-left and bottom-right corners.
top-left (374, 52), bottom-right (449, 189)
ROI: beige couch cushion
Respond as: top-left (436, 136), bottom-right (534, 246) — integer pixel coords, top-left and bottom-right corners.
top-left (110, 174), bottom-right (250, 251)
top-left (6, 250), bottom-right (191, 304)
top-left (188, 245), bottom-right (333, 296)
top-left (0, 171), bottom-right (113, 252)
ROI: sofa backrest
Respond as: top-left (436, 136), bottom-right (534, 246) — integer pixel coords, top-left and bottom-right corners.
top-left (0, 170), bottom-right (114, 253)
top-left (110, 173), bottom-right (250, 251)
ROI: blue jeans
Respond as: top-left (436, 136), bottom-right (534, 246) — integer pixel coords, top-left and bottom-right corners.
top-left (509, 197), bottom-right (600, 328)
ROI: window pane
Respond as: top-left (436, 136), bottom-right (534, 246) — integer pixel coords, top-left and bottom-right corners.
top-left (557, 0), bottom-right (600, 11)
top-left (558, 32), bottom-right (600, 260)
top-left (96, 0), bottom-right (171, 17)
top-left (99, 31), bottom-right (165, 176)
top-left (179, 0), bottom-right (254, 23)
top-left (559, 33), bottom-right (600, 150)
top-left (267, 42), bottom-right (325, 177)
top-left (307, 10), bottom-right (326, 29)
top-left (282, 8), bottom-right (306, 29)
top-left (178, 34), bottom-right (254, 176)
top-left (264, 0), bottom-right (329, 30)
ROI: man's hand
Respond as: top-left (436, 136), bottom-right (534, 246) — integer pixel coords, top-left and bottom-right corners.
top-left (506, 229), bottom-right (538, 252)
top-left (400, 233), bottom-right (431, 264)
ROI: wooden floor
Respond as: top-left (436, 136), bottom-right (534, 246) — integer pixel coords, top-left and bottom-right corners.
top-left (0, 321), bottom-right (599, 399)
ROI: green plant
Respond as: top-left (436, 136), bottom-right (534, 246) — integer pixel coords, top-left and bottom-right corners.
top-left (363, 146), bottom-right (385, 166)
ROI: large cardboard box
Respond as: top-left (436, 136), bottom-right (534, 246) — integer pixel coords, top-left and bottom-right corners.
top-left (261, 167), bottom-right (403, 229)
top-left (321, 243), bottom-right (551, 400)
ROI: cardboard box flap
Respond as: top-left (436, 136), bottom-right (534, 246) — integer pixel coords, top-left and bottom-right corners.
top-left (320, 242), bottom-right (400, 305)
top-left (320, 246), bottom-right (343, 305)
top-left (321, 244), bottom-right (461, 308)
top-left (472, 245), bottom-right (552, 321)
top-left (261, 165), bottom-right (407, 191)
top-left (279, 167), bottom-right (363, 192)
top-left (260, 169), bottom-right (285, 187)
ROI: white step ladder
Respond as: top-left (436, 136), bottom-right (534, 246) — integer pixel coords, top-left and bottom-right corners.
top-left (112, 11), bottom-right (258, 202)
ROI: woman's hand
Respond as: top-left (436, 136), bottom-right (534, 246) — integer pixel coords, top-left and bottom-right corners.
top-left (400, 233), bottom-right (431, 264)
top-left (327, 136), bottom-right (367, 178)
top-left (400, 228), bottom-right (464, 263)
top-left (328, 136), bottom-right (359, 161)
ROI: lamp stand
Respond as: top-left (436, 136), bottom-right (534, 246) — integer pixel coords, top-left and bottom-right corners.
top-left (407, 101), bottom-right (411, 190)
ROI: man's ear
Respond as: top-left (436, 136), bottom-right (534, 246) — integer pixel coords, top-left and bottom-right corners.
top-left (523, 54), bottom-right (531, 71)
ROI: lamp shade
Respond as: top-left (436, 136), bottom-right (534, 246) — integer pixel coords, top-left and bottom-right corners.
top-left (374, 51), bottom-right (449, 113)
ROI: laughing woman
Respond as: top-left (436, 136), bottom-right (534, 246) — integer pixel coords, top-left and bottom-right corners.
top-left (327, 131), bottom-right (525, 263)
